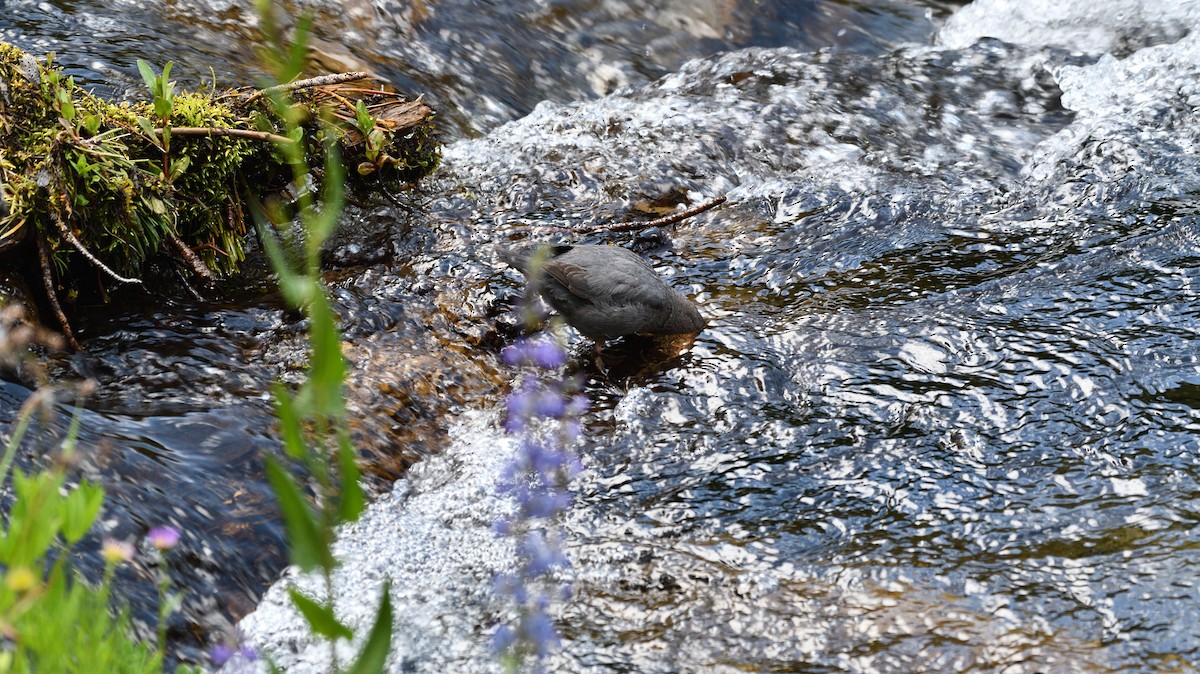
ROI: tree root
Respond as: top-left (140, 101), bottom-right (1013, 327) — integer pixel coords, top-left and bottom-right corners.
top-left (36, 235), bottom-right (81, 351)
top-left (166, 231), bottom-right (217, 285)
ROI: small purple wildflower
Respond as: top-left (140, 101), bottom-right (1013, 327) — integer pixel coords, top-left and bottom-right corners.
top-left (520, 493), bottom-right (559, 520)
top-left (211, 644), bottom-right (234, 667)
top-left (521, 602), bottom-right (560, 658)
top-left (519, 530), bottom-right (570, 576)
top-left (146, 525), bottom-right (180, 551)
top-left (505, 379), bottom-right (574, 431)
top-left (502, 338), bottom-right (568, 370)
top-left (210, 640), bottom-right (258, 667)
top-left (491, 624), bottom-right (516, 654)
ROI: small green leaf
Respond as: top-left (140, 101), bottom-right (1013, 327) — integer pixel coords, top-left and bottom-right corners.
top-left (2, 471), bottom-right (65, 566)
top-left (135, 116), bottom-right (163, 149)
top-left (136, 60), bottom-right (159, 93)
top-left (56, 89), bottom-right (75, 122)
top-left (336, 432), bottom-right (364, 523)
top-left (81, 114), bottom-right (101, 135)
top-left (367, 128), bottom-right (385, 151)
top-left (145, 197), bottom-right (168, 215)
top-left (169, 155), bottom-right (190, 181)
top-left (354, 101), bottom-right (374, 133)
top-left (154, 95), bottom-right (174, 120)
top-left (345, 584), bottom-right (393, 674)
top-left (309, 141), bottom-right (345, 244)
top-left (283, 13), bottom-right (314, 83)
top-left (264, 458), bottom-right (331, 573)
top-left (356, 162), bottom-right (377, 176)
top-left (271, 383), bottom-right (308, 461)
top-left (288, 588), bottom-right (354, 641)
top-left (254, 216), bottom-right (309, 307)
top-left (303, 295), bottom-right (346, 418)
top-left (61, 481), bottom-right (104, 544)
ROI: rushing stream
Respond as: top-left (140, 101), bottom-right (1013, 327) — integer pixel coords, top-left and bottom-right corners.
top-left (5, 0), bottom-right (1200, 671)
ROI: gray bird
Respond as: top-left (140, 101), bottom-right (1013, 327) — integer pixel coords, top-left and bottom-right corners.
top-left (500, 243), bottom-right (707, 343)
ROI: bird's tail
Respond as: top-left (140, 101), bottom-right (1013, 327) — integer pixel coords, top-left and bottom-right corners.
top-left (499, 243), bottom-right (570, 276)
top-left (497, 244), bottom-right (534, 274)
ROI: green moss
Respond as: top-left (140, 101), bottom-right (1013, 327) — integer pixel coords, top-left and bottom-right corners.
top-left (0, 48), bottom-right (255, 278)
top-left (0, 42), bottom-right (438, 291)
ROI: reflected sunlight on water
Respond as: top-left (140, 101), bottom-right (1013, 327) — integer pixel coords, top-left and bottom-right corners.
top-left (5, 0), bottom-right (1200, 671)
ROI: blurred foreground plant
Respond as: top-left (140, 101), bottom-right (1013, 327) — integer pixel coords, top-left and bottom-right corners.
top-left (492, 267), bottom-right (585, 673)
top-left (250, 2), bottom-right (391, 672)
top-left (1, 1), bottom-right (416, 669)
top-left (0, 305), bottom-right (198, 673)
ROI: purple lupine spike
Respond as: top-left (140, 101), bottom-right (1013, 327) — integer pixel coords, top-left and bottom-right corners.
top-left (492, 330), bottom-right (581, 669)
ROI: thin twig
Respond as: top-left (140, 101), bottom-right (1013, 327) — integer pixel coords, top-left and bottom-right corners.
top-left (51, 212), bottom-right (143, 285)
top-left (601, 195), bottom-right (727, 233)
top-left (159, 126), bottom-right (295, 146)
top-left (175, 268), bottom-right (205, 301)
top-left (333, 86), bottom-right (395, 97)
top-left (242, 71), bottom-right (372, 105)
top-left (166, 231), bottom-right (217, 285)
top-left (37, 235), bottom-right (81, 351)
top-left (0, 151), bottom-right (8, 218)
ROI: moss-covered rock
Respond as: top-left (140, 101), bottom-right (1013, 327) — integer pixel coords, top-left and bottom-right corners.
top-left (0, 42), bottom-right (439, 344)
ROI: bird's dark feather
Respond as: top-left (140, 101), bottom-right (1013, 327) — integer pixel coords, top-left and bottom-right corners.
top-left (501, 243), bottom-right (706, 341)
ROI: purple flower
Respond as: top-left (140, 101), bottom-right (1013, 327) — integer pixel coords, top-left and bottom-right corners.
top-left (522, 604), bottom-right (561, 657)
top-left (533, 391), bottom-right (566, 418)
top-left (493, 332), bottom-right (580, 670)
top-left (211, 644), bottom-right (234, 667)
top-left (146, 525), bottom-right (180, 551)
top-left (505, 380), bottom-right (572, 431)
top-left (519, 530), bottom-right (569, 576)
top-left (491, 624), bottom-right (516, 654)
top-left (210, 642), bottom-right (258, 667)
top-left (521, 491), bottom-right (573, 519)
top-left (502, 338), bottom-right (567, 370)
top-left (526, 439), bottom-right (574, 477)
top-left (492, 573), bottom-right (529, 604)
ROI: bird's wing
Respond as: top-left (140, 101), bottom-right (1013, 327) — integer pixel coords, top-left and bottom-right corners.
top-left (543, 260), bottom-right (596, 300)
top-left (546, 254), bottom-right (678, 303)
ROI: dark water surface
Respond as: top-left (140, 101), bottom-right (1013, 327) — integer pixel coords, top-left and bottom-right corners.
top-left (5, 0), bottom-right (1200, 671)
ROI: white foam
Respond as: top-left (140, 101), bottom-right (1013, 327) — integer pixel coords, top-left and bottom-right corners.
top-left (235, 412), bottom-right (518, 673)
top-left (938, 0), bottom-right (1200, 54)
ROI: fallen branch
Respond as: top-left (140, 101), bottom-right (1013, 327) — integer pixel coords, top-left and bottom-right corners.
top-left (240, 71), bottom-right (371, 105)
top-left (601, 195), bottom-right (727, 233)
top-left (166, 231), bottom-right (218, 285)
top-left (158, 126), bottom-right (295, 146)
